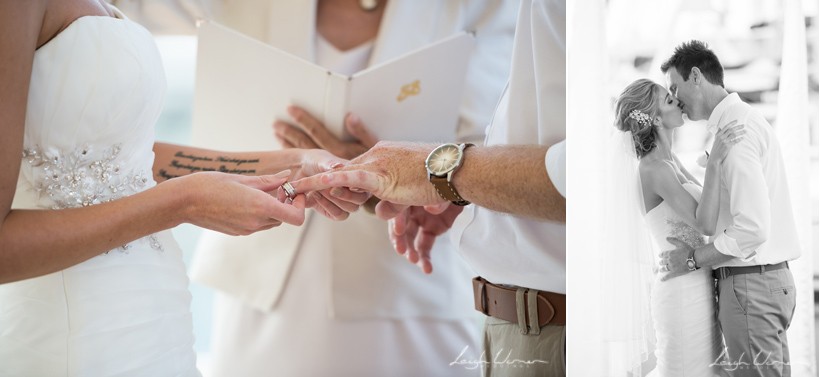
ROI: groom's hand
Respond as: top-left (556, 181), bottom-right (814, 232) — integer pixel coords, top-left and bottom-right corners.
top-left (289, 141), bottom-right (447, 207)
top-left (385, 204), bottom-right (464, 274)
top-left (659, 237), bottom-right (694, 281)
top-left (285, 149), bottom-right (369, 221)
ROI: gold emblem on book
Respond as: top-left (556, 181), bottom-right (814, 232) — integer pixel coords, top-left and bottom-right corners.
top-left (397, 80), bottom-right (421, 102)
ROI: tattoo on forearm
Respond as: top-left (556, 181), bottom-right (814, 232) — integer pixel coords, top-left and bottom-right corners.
top-left (167, 151), bottom-right (260, 176)
top-left (158, 169), bottom-right (181, 180)
top-left (174, 151), bottom-right (214, 163)
top-left (217, 166), bottom-right (256, 174)
top-left (170, 160), bottom-right (216, 173)
top-left (216, 156), bottom-right (260, 165)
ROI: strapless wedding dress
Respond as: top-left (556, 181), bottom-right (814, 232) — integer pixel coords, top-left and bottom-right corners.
top-left (0, 8), bottom-right (199, 376)
top-left (645, 183), bottom-right (723, 377)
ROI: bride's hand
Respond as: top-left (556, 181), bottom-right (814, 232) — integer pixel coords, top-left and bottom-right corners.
top-left (172, 170), bottom-right (306, 236)
top-left (709, 121), bottom-right (745, 164)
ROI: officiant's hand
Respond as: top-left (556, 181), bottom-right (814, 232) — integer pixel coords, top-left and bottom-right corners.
top-left (274, 105), bottom-right (379, 160)
top-left (659, 237), bottom-right (694, 281)
top-left (290, 149), bottom-right (370, 220)
top-left (382, 203), bottom-right (463, 274)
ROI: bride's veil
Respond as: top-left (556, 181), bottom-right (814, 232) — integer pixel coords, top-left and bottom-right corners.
top-left (599, 128), bottom-right (658, 376)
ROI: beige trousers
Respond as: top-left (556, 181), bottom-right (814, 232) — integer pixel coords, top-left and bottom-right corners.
top-left (717, 267), bottom-right (796, 377)
top-left (481, 316), bottom-right (565, 377)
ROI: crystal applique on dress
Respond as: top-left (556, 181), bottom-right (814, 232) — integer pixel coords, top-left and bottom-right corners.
top-left (665, 219), bottom-right (706, 249)
top-left (22, 144), bottom-right (163, 252)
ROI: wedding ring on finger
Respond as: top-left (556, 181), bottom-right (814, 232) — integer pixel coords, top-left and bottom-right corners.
top-left (282, 182), bottom-right (296, 200)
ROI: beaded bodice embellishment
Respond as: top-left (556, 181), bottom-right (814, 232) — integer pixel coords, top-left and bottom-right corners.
top-left (21, 144), bottom-right (163, 252)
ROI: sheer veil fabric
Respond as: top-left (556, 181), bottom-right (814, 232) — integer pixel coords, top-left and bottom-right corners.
top-left (600, 129), bottom-right (657, 375)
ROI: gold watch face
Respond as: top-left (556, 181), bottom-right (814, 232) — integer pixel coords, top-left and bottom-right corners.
top-left (426, 144), bottom-right (462, 176)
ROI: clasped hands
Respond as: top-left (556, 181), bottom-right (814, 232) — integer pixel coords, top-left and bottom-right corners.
top-left (275, 105), bottom-right (460, 274)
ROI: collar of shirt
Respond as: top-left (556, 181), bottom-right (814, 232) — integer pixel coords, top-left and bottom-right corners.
top-left (707, 92), bottom-right (741, 133)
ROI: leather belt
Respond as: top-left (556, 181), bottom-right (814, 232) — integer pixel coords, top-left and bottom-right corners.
top-left (472, 276), bottom-right (565, 328)
top-left (713, 262), bottom-right (789, 280)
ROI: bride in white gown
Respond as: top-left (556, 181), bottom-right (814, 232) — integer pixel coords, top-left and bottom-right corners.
top-left (0, 1), bottom-right (366, 375)
top-left (612, 79), bottom-right (744, 376)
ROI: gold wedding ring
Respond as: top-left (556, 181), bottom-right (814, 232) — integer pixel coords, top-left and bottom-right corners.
top-left (282, 182), bottom-right (296, 200)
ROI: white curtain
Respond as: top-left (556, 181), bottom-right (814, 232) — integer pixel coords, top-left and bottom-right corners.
top-left (566, 0), bottom-right (628, 375)
top-left (775, 0), bottom-right (817, 375)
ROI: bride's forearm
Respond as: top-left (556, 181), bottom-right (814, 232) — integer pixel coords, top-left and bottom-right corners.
top-left (152, 142), bottom-right (301, 183)
top-left (0, 180), bottom-right (186, 284)
top-left (694, 161), bottom-right (721, 236)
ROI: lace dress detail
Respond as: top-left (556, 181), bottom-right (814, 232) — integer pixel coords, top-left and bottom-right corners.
top-left (665, 219), bottom-right (706, 249)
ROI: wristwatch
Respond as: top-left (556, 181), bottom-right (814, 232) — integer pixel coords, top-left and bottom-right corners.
top-left (425, 143), bottom-right (474, 206)
top-left (686, 248), bottom-right (699, 271)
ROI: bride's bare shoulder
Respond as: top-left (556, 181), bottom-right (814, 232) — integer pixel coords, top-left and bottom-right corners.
top-left (35, 0), bottom-right (114, 49)
top-left (638, 156), bottom-right (675, 184)
top-left (0, 0), bottom-right (48, 33)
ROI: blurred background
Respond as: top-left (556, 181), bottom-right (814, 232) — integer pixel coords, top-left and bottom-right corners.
top-left (569, 0), bottom-right (818, 375)
top-left (150, 35), bottom-right (212, 368)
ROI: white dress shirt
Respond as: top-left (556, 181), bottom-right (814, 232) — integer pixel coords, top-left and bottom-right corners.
top-left (451, 0), bottom-right (566, 294)
top-left (708, 92), bottom-right (801, 267)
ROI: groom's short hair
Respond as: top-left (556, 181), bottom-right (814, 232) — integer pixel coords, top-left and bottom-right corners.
top-left (661, 40), bottom-right (725, 88)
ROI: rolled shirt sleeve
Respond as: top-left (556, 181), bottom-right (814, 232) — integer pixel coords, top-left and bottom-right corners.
top-left (546, 139), bottom-right (566, 198)
top-left (712, 130), bottom-right (771, 260)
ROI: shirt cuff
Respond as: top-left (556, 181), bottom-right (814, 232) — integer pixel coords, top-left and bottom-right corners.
top-left (545, 140), bottom-right (566, 198)
top-left (713, 231), bottom-right (756, 261)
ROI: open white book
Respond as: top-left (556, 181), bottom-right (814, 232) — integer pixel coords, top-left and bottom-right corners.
top-left (191, 21), bottom-right (476, 152)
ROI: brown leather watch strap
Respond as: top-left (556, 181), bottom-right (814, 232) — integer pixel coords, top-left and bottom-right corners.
top-left (472, 276), bottom-right (565, 327)
top-left (430, 176), bottom-right (470, 206)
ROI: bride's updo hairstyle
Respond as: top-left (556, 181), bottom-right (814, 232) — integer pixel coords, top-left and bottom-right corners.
top-left (614, 79), bottom-right (660, 158)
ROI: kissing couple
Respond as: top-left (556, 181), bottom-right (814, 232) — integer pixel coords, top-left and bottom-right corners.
top-left (610, 40), bottom-right (800, 377)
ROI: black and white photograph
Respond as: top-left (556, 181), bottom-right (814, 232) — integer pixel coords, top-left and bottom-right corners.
top-left (569, 0), bottom-right (819, 376)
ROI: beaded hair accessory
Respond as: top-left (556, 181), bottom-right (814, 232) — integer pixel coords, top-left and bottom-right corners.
top-left (628, 110), bottom-right (652, 127)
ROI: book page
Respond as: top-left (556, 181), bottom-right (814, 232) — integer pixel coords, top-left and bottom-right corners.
top-left (192, 21), bottom-right (341, 152)
top-left (347, 32), bottom-right (476, 143)
top-left (192, 22), bottom-right (476, 151)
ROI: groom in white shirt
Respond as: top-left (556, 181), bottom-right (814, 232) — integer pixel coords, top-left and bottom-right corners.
top-left (659, 40), bottom-right (800, 377)
top-left (293, 1), bottom-right (567, 375)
